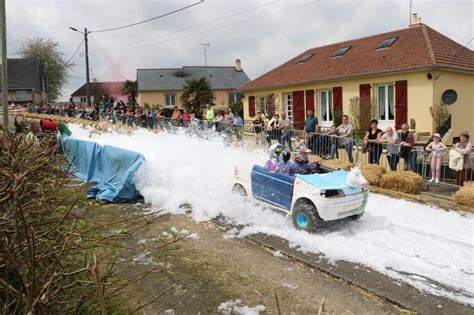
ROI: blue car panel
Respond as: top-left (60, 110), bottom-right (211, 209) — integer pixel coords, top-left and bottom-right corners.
top-left (251, 165), bottom-right (295, 210)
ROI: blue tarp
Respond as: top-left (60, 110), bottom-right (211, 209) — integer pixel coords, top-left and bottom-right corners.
top-left (63, 138), bottom-right (145, 202)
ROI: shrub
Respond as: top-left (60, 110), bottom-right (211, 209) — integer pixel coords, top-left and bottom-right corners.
top-left (453, 182), bottom-right (474, 210)
top-left (380, 171), bottom-right (424, 194)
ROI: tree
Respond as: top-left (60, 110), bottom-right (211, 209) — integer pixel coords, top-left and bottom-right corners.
top-left (17, 38), bottom-right (70, 102)
top-left (181, 77), bottom-right (214, 114)
top-left (349, 96), bottom-right (376, 133)
top-left (429, 103), bottom-right (449, 129)
top-left (121, 80), bottom-right (137, 106)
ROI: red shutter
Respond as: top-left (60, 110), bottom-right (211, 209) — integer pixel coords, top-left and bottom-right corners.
top-left (332, 86), bottom-right (343, 112)
top-left (292, 90), bottom-right (305, 129)
top-left (395, 80), bottom-right (408, 129)
top-left (359, 84), bottom-right (371, 103)
top-left (248, 95), bottom-right (255, 117)
top-left (305, 90), bottom-right (314, 113)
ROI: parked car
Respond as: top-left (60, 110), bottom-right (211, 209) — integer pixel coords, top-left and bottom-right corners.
top-left (233, 165), bottom-right (368, 232)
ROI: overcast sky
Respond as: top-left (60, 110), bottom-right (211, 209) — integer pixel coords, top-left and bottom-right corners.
top-left (7, 0), bottom-right (474, 101)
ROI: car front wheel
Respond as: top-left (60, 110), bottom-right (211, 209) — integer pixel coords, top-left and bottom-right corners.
top-left (291, 201), bottom-right (323, 233)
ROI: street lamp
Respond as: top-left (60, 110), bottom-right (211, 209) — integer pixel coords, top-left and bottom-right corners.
top-left (69, 26), bottom-right (91, 108)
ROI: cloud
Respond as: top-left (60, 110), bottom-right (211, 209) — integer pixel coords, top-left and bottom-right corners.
top-left (6, 0), bottom-right (473, 101)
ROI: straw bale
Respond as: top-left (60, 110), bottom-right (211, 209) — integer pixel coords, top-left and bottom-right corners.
top-left (453, 182), bottom-right (474, 210)
top-left (380, 171), bottom-right (424, 194)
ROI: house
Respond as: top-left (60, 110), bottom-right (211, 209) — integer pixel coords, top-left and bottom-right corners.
top-left (71, 81), bottom-right (128, 104)
top-left (239, 17), bottom-right (474, 142)
top-left (0, 58), bottom-right (47, 104)
top-left (137, 60), bottom-right (250, 108)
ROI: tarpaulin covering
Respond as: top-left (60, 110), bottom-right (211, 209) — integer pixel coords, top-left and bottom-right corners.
top-left (63, 138), bottom-right (145, 202)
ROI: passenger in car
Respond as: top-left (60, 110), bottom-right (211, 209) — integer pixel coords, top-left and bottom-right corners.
top-left (288, 145), bottom-right (321, 176)
top-left (276, 148), bottom-right (293, 175)
top-left (264, 143), bottom-right (284, 171)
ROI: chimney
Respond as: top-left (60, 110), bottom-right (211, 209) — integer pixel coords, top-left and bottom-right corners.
top-left (235, 59), bottom-right (242, 71)
top-left (410, 13), bottom-right (422, 26)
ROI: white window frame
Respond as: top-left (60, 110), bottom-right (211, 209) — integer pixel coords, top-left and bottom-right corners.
top-left (165, 94), bottom-right (176, 106)
top-left (283, 93), bottom-right (293, 122)
top-left (229, 92), bottom-right (241, 104)
top-left (319, 89), bottom-right (333, 127)
top-left (375, 83), bottom-right (395, 130)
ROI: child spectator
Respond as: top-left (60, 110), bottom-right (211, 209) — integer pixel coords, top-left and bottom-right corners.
top-left (425, 133), bottom-right (447, 183)
top-left (325, 125), bottom-right (339, 159)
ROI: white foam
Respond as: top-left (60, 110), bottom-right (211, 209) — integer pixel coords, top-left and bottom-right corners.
top-left (69, 124), bottom-right (474, 306)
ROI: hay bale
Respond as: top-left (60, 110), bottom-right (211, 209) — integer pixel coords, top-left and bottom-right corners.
top-left (453, 182), bottom-right (474, 209)
top-left (380, 171), bottom-right (424, 194)
top-left (309, 155), bottom-right (323, 164)
top-left (322, 159), bottom-right (354, 171)
top-left (359, 163), bottom-right (386, 187)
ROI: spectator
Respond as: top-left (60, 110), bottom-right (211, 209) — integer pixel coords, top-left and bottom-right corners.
top-left (453, 132), bottom-right (472, 186)
top-left (380, 127), bottom-right (400, 171)
top-left (399, 123), bottom-right (416, 171)
top-left (278, 112), bottom-right (294, 150)
top-left (336, 115), bottom-right (354, 163)
top-left (224, 108), bottom-right (235, 136)
top-left (26, 120), bottom-right (42, 144)
top-left (425, 133), bottom-right (447, 183)
top-left (172, 106), bottom-right (181, 126)
top-left (305, 110), bottom-right (318, 152)
top-left (181, 109), bottom-right (191, 127)
top-left (206, 105), bottom-right (215, 129)
top-left (325, 125), bottom-right (339, 159)
top-left (233, 112), bottom-right (244, 141)
top-left (214, 110), bottom-right (225, 132)
top-left (364, 119), bottom-right (383, 164)
top-left (253, 112), bottom-right (265, 145)
top-left (266, 113), bottom-right (280, 146)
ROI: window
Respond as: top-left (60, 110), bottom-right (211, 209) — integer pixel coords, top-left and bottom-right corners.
top-left (228, 92), bottom-right (242, 104)
top-left (80, 97), bottom-right (86, 103)
top-left (319, 90), bottom-right (333, 125)
top-left (377, 36), bottom-right (398, 49)
top-left (165, 94), bottom-right (176, 106)
top-left (283, 93), bottom-right (293, 122)
top-left (15, 90), bottom-right (28, 101)
top-left (376, 84), bottom-right (395, 123)
top-left (332, 46), bottom-right (351, 57)
top-left (297, 53), bottom-right (314, 64)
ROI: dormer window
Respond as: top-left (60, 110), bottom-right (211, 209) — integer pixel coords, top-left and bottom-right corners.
top-left (297, 53), bottom-right (314, 64)
top-left (377, 36), bottom-right (398, 49)
top-left (332, 46), bottom-right (351, 57)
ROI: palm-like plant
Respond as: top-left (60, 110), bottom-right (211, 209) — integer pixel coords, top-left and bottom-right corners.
top-left (121, 80), bottom-right (137, 106)
top-left (181, 77), bottom-right (214, 114)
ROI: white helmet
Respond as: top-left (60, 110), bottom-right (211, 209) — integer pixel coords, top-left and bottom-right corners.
top-left (268, 143), bottom-right (285, 160)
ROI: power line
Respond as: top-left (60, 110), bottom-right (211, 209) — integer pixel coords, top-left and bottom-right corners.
top-left (65, 38), bottom-right (84, 65)
top-left (89, 1), bottom-right (276, 54)
top-left (88, 1), bottom-right (317, 55)
top-left (90, 0), bottom-right (204, 33)
top-left (90, 34), bottom-right (127, 80)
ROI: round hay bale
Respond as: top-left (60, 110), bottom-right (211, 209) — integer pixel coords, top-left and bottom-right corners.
top-left (453, 182), bottom-right (474, 209)
top-left (322, 159), bottom-right (354, 171)
top-left (359, 163), bottom-right (386, 187)
top-left (380, 171), bottom-right (424, 194)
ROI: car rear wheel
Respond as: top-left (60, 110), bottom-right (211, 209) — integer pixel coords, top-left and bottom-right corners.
top-left (291, 200), bottom-right (323, 233)
top-left (232, 184), bottom-right (247, 197)
top-left (350, 212), bottom-right (364, 220)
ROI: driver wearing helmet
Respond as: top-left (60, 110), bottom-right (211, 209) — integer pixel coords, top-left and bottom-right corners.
top-left (288, 145), bottom-right (320, 176)
top-left (264, 143), bottom-right (284, 171)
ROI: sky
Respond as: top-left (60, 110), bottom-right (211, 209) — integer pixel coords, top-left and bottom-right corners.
top-left (6, 0), bottom-right (474, 101)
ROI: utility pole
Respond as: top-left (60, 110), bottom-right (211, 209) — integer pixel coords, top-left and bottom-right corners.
top-left (84, 28), bottom-right (91, 108)
top-left (199, 42), bottom-right (210, 67)
top-left (70, 27), bottom-right (91, 108)
top-left (1, 0), bottom-right (8, 132)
